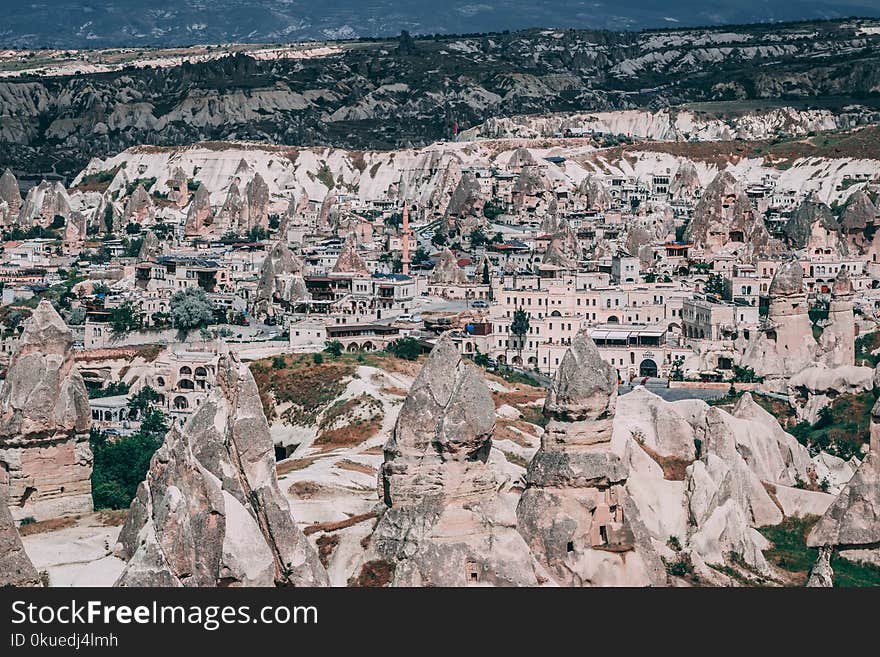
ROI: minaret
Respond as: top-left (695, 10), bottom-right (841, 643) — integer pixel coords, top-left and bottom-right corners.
top-left (401, 203), bottom-right (411, 276)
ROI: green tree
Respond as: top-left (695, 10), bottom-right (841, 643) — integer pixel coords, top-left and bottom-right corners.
top-left (67, 306), bottom-right (86, 325)
top-left (474, 349), bottom-right (491, 368)
top-left (470, 228), bottom-right (488, 247)
top-left (705, 273), bottom-right (724, 297)
top-left (510, 307), bottom-right (530, 364)
top-left (110, 301), bottom-right (143, 334)
top-left (246, 225), bottom-right (268, 243)
top-left (170, 287), bottom-right (214, 331)
top-left (90, 407), bottom-right (168, 510)
top-left (388, 337), bottom-right (422, 360)
top-left (412, 247), bottom-right (430, 267)
top-left (324, 340), bottom-right (343, 358)
top-left (431, 228), bottom-right (447, 246)
top-left (128, 386), bottom-right (159, 415)
top-left (482, 259), bottom-right (491, 285)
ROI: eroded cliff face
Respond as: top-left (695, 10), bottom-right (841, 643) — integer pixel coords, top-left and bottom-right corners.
top-left (0, 300), bottom-right (93, 521)
top-left (356, 334), bottom-right (548, 586)
top-left (115, 352), bottom-right (328, 587)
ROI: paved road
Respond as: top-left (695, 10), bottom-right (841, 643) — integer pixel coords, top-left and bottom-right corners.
top-left (619, 383), bottom-right (727, 402)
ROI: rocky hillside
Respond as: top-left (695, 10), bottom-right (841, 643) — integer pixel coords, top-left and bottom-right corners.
top-left (3, 19), bottom-right (880, 178)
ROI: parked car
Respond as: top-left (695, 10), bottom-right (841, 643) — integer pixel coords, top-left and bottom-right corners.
top-left (471, 300), bottom-right (489, 308)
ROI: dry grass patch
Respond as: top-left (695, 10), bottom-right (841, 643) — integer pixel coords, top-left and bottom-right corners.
top-left (336, 459), bottom-right (377, 476)
top-left (96, 509), bottom-right (128, 526)
top-left (277, 455), bottom-right (320, 475)
top-left (18, 516), bottom-right (77, 536)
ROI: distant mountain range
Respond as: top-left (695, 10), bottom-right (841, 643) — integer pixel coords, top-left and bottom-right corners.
top-left (3, 19), bottom-right (880, 178)
top-left (3, 0), bottom-right (880, 49)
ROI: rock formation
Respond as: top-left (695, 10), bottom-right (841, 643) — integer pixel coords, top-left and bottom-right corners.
top-left (115, 352), bottom-right (328, 587)
top-left (0, 300), bottom-right (92, 521)
top-left (741, 260), bottom-right (817, 382)
top-left (357, 334), bottom-right (546, 586)
top-left (578, 175), bottom-right (612, 210)
top-left (685, 403), bottom-right (783, 576)
top-left (684, 171), bottom-right (779, 259)
top-left (0, 487), bottom-right (41, 586)
top-left (184, 184), bottom-right (212, 236)
top-left (806, 547), bottom-right (834, 587)
top-left (516, 330), bottom-right (666, 586)
top-left (818, 268), bottom-right (855, 368)
top-left (0, 168), bottom-right (22, 224)
top-left (122, 183), bottom-right (156, 226)
top-left (429, 247), bottom-right (468, 284)
top-left (167, 167), bottom-right (190, 208)
top-left (137, 230), bottom-right (160, 261)
top-left (543, 223), bottom-right (580, 269)
top-left (18, 181), bottom-right (71, 228)
top-left (670, 159), bottom-right (700, 199)
top-left (332, 234), bottom-right (369, 275)
top-left (62, 210), bottom-right (87, 246)
top-left (245, 172), bottom-right (270, 231)
top-left (253, 241), bottom-right (307, 318)
top-left (806, 400), bottom-right (880, 570)
top-left (215, 182), bottom-right (247, 233)
top-left (445, 171), bottom-right (485, 225)
top-left (784, 197), bottom-right (846, 256)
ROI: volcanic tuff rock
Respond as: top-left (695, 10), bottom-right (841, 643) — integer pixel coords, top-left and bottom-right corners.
top-left (216, 182), bottom-right (248, 232)
top-left (17, 181), bottom-right (71, 228)
top-left (806, 547), bottom-right (834, 587)
top-left (543, 224), bottom-right (580, 269)
top-left (839, 189), bottom-right (877, 232)
top-left (685, 404), bottom-right (783, 575)
top-left (4, 21), bottom-right (880, 179)
top-left (517, 330), bottom-right (666, 586)
top-left (0, 300), bottom-right (92, 521)
top-left (122, 183), bottom-right (156, 226)
top-left (783, 197), bottom-right (846, 256)
top-left (0, 487), bottom-right (41, 587)
top-left (741, 260), bottom-right (817, 380)
top-left (115, 352), bottom-right (328, 587)
top-left (253, 241), bottom-right (306, 318)
top-left (359, 334), bottom-right (546, 586)
top-left (137, 230), bottom-right (160, 261)
top-left (184, 183), bottom-right (212, 236)
top-left (332, 234), bottom-right (369, 275)
top-left (0, 168), bottom-right (22, 224)
top-left (246, 172), bottom-right (270, 231)
top-left (62, 210), bottom-right (86, 245)
top-left (808, 401), bottom-right (880, 551)
top-left (577, 175), bottom-right (612, 210)
top-left (684, 170), bottom-right (779, 260)
top-left (670, 159), bottom-right (701, 199)
top-left (429, 248), bottom-right (468, 284)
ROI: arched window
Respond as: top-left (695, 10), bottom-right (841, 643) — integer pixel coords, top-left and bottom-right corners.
top-left (173, 396), bottom-right (189, 410)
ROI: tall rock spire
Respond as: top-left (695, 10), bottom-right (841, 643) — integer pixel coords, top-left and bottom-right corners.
top-left (115, 352), bottom-right (328, 587)
top-left (516, 329), bottom-right (665, 586)
top-left (356, 334), bottom-right (547, 586)
top-left (0, 300), bottom-right (92, 521)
